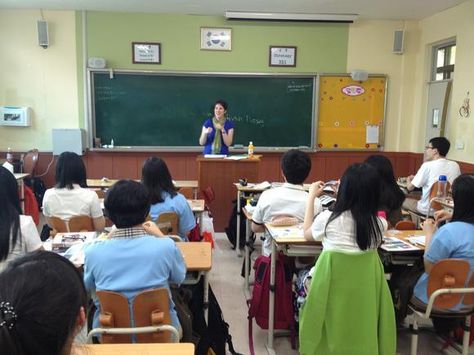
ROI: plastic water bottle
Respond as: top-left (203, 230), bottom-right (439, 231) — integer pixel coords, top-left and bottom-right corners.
top-left (6, 147), bottom-right (13, 163)
top-left (248, 141), bottom-right (254, 158)
top-left (437, 175), bottom-right (447, 198)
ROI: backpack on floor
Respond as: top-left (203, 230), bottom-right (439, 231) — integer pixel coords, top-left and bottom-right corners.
top-left (186, 279), bottom-right (242, 355)
top-left (247, 253), bottom-right (295, 355)
top-left (224, 198), bottom-right (247, 249)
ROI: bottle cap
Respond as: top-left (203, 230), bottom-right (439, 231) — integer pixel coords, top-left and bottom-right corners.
top-left (438, 175), bottom-right (447, 181)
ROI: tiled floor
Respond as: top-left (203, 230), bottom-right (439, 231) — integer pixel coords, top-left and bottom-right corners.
top-left (210, 233), bottom-right (473, 355)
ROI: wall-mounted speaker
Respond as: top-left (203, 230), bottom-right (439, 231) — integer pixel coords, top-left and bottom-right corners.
top-left (393, 30), bottom-right (404, 54)
top-left (350, 70), bottom-right (369, 82)
top-left (37, 20), bottom-right (49, 49)
top-left (88, 57), bottom-right (107, 69)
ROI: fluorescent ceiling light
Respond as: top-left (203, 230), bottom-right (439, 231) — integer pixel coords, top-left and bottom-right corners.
top-left (225, 11), bottom-right (358, 23)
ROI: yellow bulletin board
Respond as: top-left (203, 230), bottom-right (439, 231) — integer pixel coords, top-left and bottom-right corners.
top-left (316, 74), bottom-right (387, 150)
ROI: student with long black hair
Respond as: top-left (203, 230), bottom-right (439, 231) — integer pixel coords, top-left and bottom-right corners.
top-left (303, 162), bottom-right (387, 250)
top-left (0, 166), bottom-right (42, 271)
top-left (43, 151), bottom-right (105, 232)
top-left (365, 155), bottom-right (405, 228)
top-left (413, 174), bottom-right (474, 308)
top-left (141, 156), bottom-right (195, 240)
top-left (0, 251), bottom-right (87, 355)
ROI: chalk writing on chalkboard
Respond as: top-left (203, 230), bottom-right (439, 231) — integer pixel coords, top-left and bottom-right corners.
top-left (287, 83), bottom-right (312, 93)
top-left (230, 115), bottom-right (265, 128)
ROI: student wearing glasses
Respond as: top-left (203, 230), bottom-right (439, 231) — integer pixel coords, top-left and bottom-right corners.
top-left (403, 137), bottom-right (460, 215)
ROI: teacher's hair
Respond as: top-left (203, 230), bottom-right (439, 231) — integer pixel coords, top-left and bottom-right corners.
top-left (0, 166), bottom-right (22, 262)
top-left (326, 163), bottom-right (383, 250)
top-left (0, 251), bottom-right (87, 355)
top-left (214, 99), bottom-right (228, 111)
top-left (55, 151), bottom-right (87, 189)
top-left (451, 174), bottom-right (474, 224)
top-left (141, 156), bottom-right (177, 204)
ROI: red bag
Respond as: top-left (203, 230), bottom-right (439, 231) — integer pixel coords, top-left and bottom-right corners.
top-left (188, 224), bottom-right (201, 242)
top-left (23, 185), bottom-right (39, 225)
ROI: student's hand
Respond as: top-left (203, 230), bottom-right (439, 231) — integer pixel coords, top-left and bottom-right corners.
top-left (142, 221), bottom-right (164, 237)
top-left (407, 175), bottom-right (415, 183)
top-left (434, 210), bottom-right (452, 225)
top-left (421, 218), bottom-right (436, 235)
top-left (308, 181), bottom-right (325, 198)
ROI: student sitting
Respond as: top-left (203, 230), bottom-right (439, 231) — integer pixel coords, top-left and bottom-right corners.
top-left (412, 174), bottom-right (474, 309)
top-left (142, 157), bottom-right (196, 241)
top-left (0, 251), bottom-right (87, 355)
top-left (365, 155), bottom-right (405, 228)
top-left (251, 149), bottom-right (322, 256)
top-left (84, 180), bottom-right (186, 335)
top-left (0, 166), bottom-right (42, 272)
top-left (403, 137), bottom-right (461, 215)
top-left (43, 151), bottom-right (105, 232)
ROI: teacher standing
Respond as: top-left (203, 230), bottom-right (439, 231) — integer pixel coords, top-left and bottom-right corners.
top-left (199, 99), bottom-right (234, 155)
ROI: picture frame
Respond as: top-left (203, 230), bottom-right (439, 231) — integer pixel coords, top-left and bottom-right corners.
top-left (132, 42), bottom-right (161, 64)
top-left (200, 27), bottom-right (232, 51)
top-left (269, 46), bottom-right (297, 67)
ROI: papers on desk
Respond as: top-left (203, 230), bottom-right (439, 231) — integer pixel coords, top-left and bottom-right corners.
top-left (225, 154), bottom-right (248, 160)
top-left (406, 235), bottom-right (426, 247)
top-left (380, 236), bottom-right (421, 252)
top-left (204, 154), bottom-right (227, 158)
top-left (266, 225), bottom-right (304, 240)
top-left (253, 181), bottom-right (271, 190)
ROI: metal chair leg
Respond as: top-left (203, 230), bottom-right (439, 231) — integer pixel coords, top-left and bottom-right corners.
top-left (410, 313), bottom-right (419, 355)
top-left (462, 315), bottom-right (471, 355)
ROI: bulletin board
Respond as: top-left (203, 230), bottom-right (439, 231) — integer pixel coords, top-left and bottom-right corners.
top-left (316, 74), bottom-right (387, 150)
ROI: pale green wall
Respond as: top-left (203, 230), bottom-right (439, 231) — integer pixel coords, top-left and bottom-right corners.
top-left (83, 12), bottom-right (348, 72)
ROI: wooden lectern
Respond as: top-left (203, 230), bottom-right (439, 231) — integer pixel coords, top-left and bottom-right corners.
top-left (197, 156), bottom-right (261, 232)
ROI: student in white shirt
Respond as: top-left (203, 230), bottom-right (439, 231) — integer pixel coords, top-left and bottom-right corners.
top-left (251, 149), bottom-right (322, 256)
top-left (43, 152), bottom-right (105, 232)
top-left (303, 162), bottom-right (387, 252)
top-left (0, 166), bottom-right (42, 272)
top-left (403, 137), bottom-right (461, 215)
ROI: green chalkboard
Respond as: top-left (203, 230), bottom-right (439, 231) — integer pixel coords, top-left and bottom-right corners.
top-left (91, 71), bottom-right (315, 148)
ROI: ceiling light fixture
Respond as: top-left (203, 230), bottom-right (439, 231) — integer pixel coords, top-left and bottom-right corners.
top-left (225, 11), bottom-right (358, 23)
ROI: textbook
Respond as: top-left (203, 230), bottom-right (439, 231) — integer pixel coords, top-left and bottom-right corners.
top-left (380, 236), bottom-right (421, 252)
top-left (52, 232), bottom-right (96, 252)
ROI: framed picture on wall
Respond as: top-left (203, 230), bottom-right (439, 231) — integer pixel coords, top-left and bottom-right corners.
top-left (269, 46), bottom-right (297, 67)
top-left (132, 42), bottom-right (161, 64)
top-left (200, 28), bottom-right (232, 51)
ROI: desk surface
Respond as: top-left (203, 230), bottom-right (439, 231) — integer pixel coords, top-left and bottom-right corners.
top-left (87, 179), bottom-right (198, 189)
top-left (384, 229), bottom-right (425, 251)
top-left (265, 223), bottom-right (321, 246)
top-left (235, 182), bottom-right (311, 193)
top-left (73, 343), bottom-right (194, 355)
top-left (176, 242), bottom-right (212, 271)
top-left (14, 173), bottom-right (29, 180)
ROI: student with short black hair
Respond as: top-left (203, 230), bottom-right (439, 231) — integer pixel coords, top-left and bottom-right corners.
top-left (0, 166), bottom-right (42, 271)
top-left (0, 251), bottom-right (87, 355)
top-left (43, 151), bottom-right (105, 231)
top-left (142, 157), bottom-right (195, 240)
top-left (252, 149), bottom-right (322, 256)
top-left (84, 180), bottom-right (186, 334)
top-left (404, 136), bottom-right (461, 215)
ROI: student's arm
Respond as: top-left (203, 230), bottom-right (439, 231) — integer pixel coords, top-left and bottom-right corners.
top-left (422, 219), bottom-right (437, 273)
top-left (222, 128), bottom-right (234, 147)
top-left (251, 221), bottom-right (265, 233)
top-left (169, 243), bottom-right (186, 285)
top-left (434, 210), bottom-right (452, 225)
top-left (92, 216), bottom-right (106, 232)
top-left (90, 192), bottom-right (106, 232)
top-left (406, 175), bottom-right (416, 191)
top-left (303, 181), bottom-right (324, 241)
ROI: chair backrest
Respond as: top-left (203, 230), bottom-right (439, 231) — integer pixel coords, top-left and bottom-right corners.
top-left (97, 290), bottom-right (132, 343)
top-left (179, 187), bottom-right (194, 199)
top-left (48, 216), bottom-right (69, 233)
top-left (464, 273), bottom-right (474, 306)
top-left (201, 186), bottom-right (215, 205)
top-left (22, 149), bottom-right (39, 176)
top-left (394, 220), bottom-right (417, 231)
top-left (69, 215), bottom-right (95, 232)
top-left (156, 212), bottom-right (179, 235)
top-left (428, 180), bottom-right (452, 212)
top-left (427, 259), bottom-right (470, 309)
top-left (133, 288), bottom-right (173, 343)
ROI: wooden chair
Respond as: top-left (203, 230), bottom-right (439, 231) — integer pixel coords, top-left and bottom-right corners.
top-left (394, 220), bottom-right (417, 231)
top-left (408, 259), bottom-right (474, 355)
top-left (156, 212), bottom-right (179, 236)
top-left (87, 288), bottom-right (179, 343)
top-left (427, 180), bottom-right (452, 216)
top-left (178, 187), bottom-right (194, 199)
top-left (21, 149), bottom-right (39, 176)
top-left (48, 215), bottom-right (94, 234)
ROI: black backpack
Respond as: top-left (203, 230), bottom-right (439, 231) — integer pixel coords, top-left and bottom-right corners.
top-left (186, 279), bottom-right (242, 355)
top-left (224, 198), bottom-right (248, 250)
top-left (24, 176), bottom-right (46, 210)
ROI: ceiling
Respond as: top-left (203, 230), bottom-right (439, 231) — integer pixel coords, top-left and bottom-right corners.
top-left (0, 0), bottom-right (468, 20)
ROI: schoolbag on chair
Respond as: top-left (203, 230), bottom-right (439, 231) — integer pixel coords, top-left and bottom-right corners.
top-left (247, 253), bottom-right (295, 355)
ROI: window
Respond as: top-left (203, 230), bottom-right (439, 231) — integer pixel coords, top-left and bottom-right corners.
top-left (432, 42), bottom-right (456, 81)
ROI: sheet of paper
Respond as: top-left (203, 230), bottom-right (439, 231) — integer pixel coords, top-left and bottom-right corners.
top-left (406, 235), bottom-right (426, 247)
top-left (380, 236), bottom-right (421, 252)
top-left (366, 125), bottom-right (379, 144)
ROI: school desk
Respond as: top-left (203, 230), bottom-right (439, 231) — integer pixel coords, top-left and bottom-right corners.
top-left (73, 343), bottom-right (194, 355)
top-left (87, 179), bottom-right (199, 198)
top-left (242, 206), bottom-right (254, 298)
top-left (379, 230), bottom-right (425, 267)
top-left (265, 223), bottom-right (322, 355)
top-left (15, 173), bottom-right (29, 212)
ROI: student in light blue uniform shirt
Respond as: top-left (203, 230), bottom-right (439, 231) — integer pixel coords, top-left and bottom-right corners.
top-left (413, 174), bottom-right (474, 309)
top-left (142, 156), bottom-right (196, 241)
top-left (84, 180), bottom-right (186, 332)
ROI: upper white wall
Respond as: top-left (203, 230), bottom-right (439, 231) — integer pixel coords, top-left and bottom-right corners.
top-left (0, 10), bottom-right (78, 151)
